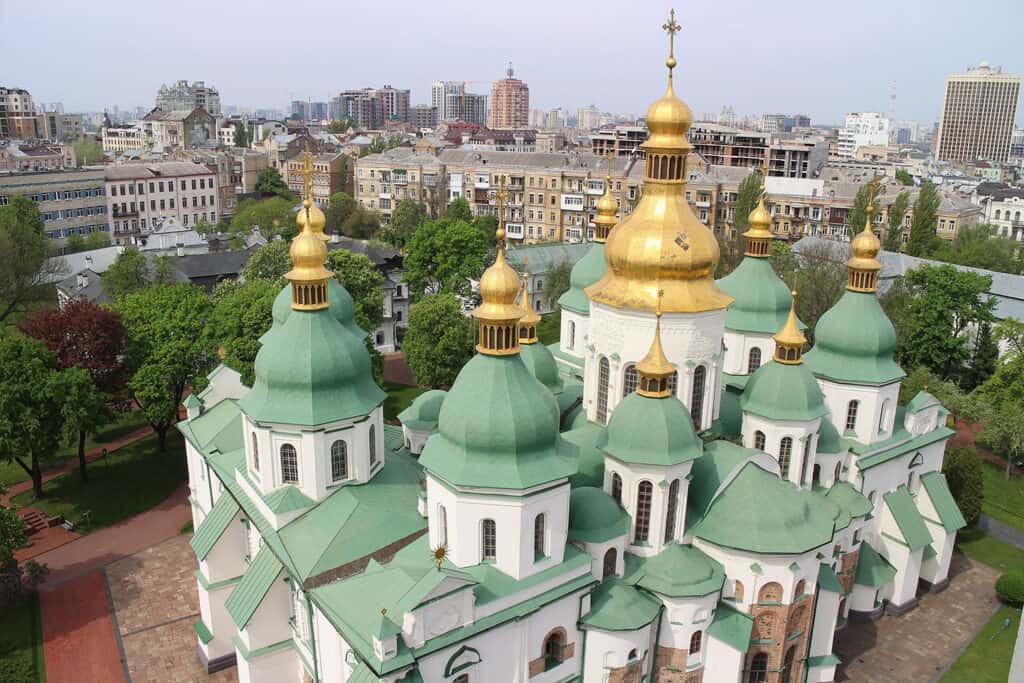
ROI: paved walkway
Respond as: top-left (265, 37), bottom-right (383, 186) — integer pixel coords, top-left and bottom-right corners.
top-left (383, 351), bottom-right (416, 386)
top-left (978, 514), bottom-right (1024, 550)
top-left (834, 553), bottom-right (1001, 682)
top-left (40, 570), bottom-right (126, 683)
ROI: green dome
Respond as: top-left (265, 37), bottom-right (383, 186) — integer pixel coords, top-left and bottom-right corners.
top-left (580, 579), bottom-right (661, 632)
top-left (816, 418), bottom-right (843, 454)
top-left (239, 305), bottom-right (387, 426)
top-left (419, 354), bottom-right (578, 490)
top-left (397, 389), bottom-right (447, 431)
top-left (804, 291), bottom-right (905, 385)
top-left (270, 280), bottom-right (365, 340)
top-left (520, 342), bottom-right (564, 395)
top-left (691, 462), bottom-right (836, 554)
top-left (603, 392), bottom-right (702, 467)
top-left (562, 421), bottom-right (606, 488)
top-left (568, 487), bottom-right (630, 542)
top-left (717, 257), bottom-right (797, 334)
top-left (635, 544), bottom-right (725, 598)
top-left (558, 243), bottom-right (606, 314)
top-left (740, 361), bottom-right (827, 422)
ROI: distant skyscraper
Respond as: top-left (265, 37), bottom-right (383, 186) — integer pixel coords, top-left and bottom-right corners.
top-left (291, 100), bottom-right (310, 120)
top-left (936, 62), bottom-right (1021, 163)
top-left (0, 87), bottom-right (39, 139)
top-left (577, 105), bottom-right (602, 131)
top-left (309, 101), bottom-right (329, 121)
top-left (488, 64), bottom-right (530, 129)
top-left (837, 112), bottom-right (890, 158)
top-left (155, 80), bottom-right (221, 116)
top-left (431, 81), bottom-right (488, 125)
top-left (334, 86), bottom-right (409, 128)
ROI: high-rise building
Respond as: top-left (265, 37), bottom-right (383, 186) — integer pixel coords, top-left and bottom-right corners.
top-left (837, 112), bottom-right (890, 158)
top-left (155, 80), bottom-right (221, 116)
top-left (335, 87), bottom-right (410, 128)
top-left (410, 104), bottom-right (439, 129)
top-left (290, 100), bottom-right (310, 121)
top-left (377, 85), bottom-right (410, 124)
top-left (488, 64), bottom-right (530, 129)
top-left (0, 87), bottom-right (40, 139)
top-left (936, 62), bottom-right (1021, 163)
top-left (431, 81), bottom-right (488, 125)
top-left (309, 101), bottom-right (329, 121)
top-left (577, 105), bottom-right (602, 131)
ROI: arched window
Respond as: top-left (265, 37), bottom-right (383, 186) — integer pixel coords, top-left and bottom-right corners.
top-left (909, 452), bottom-right (924, 468)
top-left (813, 464), bottom-right (821, 484)
top-left (779, 437), bottom-right (793, 478)
top-left (543, 629), bottom-right (566, 669)
top-left (867, 490), bottom-right (877, 507)
top-left (754, 431), bottom-right (766, 451)
top-left (690, 366), bottom-right (706, 429)
top-left (788, 606), bottom-right (806, 633)
top-left (747, 347), bottom-right (762, 374)
top-left (437, 505), bottom-right (447, 547)
top-left (800, 438), bottom-right (811, 486)
top-left (665, 479), bottom-right (680, 542)
top-left (603, 548), bottom-right (617, 579)
top-left (689, 630), bottom-right (702, 654)
top-left (568, 320), bottom-right (575, 349)
top-left (795, 579), bottom-right (806, 597)
top-left (634, 481), bottom-right (653, 543)
top-left (879, 399), bottom-right (891, 433)
top-left (833, 462), bottom-right (841, 483)
top-left (908, 470), bottom-right (918, 491)
top-left (627, 648), bottom-right (638, 661)
top-left (758, 582), bottom-right (783, 603)
top-left (280, 444), bottom-right (298, 484)
top-left (749, 653), bottom-right (769, 683)
top-left (995, 209), bottom-right (1001, 220)
top-left (597, 357), bottom-right (610, 424)
top-left (534, 514), bottom-right (546, 559)
top-left (781, 646), bottom-right (798, 683)
top-left (454, 676), bottom-right (469, 683)
top-left (251, 432), bottom-right (260, 472)
top-left (845, 400), bottom-right (859, 431)
top-left (623, 365), bottom-right (639, 396)
top-left (330, 440), bottom-right (348, 482)
top-left (369, 425), bottom-right (377, 467)
top-left (611, 472), bottom-right (623, 504)
top-left (481, 519), bottom-right (496, 561)
top-left (734, 580), bottom-right (745, 601)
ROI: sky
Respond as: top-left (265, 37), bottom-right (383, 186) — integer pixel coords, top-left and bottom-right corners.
top-left (3, 0), bottom-right (1023, 127)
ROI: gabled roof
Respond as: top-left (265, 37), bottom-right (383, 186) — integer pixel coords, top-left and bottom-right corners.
top-left (920, 472), bottom-right (967, 532)
top-left (883, 486), bottom-right (932, 551)
top-left (225, 546), bottom-right (283, 628)
top-left (190, 493), bottom-right (239, 560)
top-left (817, 563), bottom-right (845, 594)
top-left (624, 545), bottom-right (725, 598)
top-left (707, 602), bottom-right (754, 652)
top-left (854, 542), bottom-right (896, 588)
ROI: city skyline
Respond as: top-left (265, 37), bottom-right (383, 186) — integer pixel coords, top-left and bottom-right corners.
top-left (4, 0), bottom-right (1023, 127)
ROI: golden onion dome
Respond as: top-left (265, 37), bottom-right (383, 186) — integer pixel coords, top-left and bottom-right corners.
top-left (745, 196), bottom-right (773, 240)
top-left (644, 80), bottom-right (693, 149)
top-left (286, 200), bottom-right (333, 283)
top-left (296, 201), bottom-right (329, 241)
top-left (518, 276), bottom-right (541, 330)
top-left (847, 208), bottom-right (882, 274)
top-left (476, 246), bottom-right (522, 321)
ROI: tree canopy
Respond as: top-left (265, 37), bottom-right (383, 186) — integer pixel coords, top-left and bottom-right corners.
top-left (0, 195), bottom-right (62, 324)
top-left (847, 181), bottom-right (881, 239)
top-left (906, 182), bottom-right (940, 257)
top-left (325, 192), bottom-right (357, 235)
top-left (256, 167), bottom-right (293, 201)
top-left (895, 169), bottom-right (914, 187)
top-left (403, 294), bottom-right (474, 388)
top-left (230, 197), bottom-right (297, 239)
top-left (380, 199), bottom-right (426, 250)
top-left (339, 206), bottom-right (381, 239)
top-left (242, 240), bottom-right (290, 282)
top-left (72, 137), bottom-right (103, 166)
top-left (768, 240), bottom-right (846, 337)
top-left (444, 197), bottom-right (473, 223)
top-left (206, 279), bottom-right (279, 386)
top-left (404, 217), bottom-right (490, 299)
top-left (883, 191), bottom-right (910, 252)
top-left (542, 260), bottom-right (572, 310)
top-left (325, 250), bottom-right (385, 332)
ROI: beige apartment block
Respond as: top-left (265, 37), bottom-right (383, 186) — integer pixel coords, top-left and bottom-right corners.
top-left (105, 161), bottom-right (219, 244)
top-left (285, 152), bottom-right (345, 207)
top-left (489, 65), bottom-right (530, 129)
top-left (937, 63), bottom-right (1021, 163)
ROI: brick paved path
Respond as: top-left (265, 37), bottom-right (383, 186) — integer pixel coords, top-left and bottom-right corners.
top-left (383, 352), bottom-right (416, 386)
top-left (835, 553), bottom-right (1001, 682)
top-left (40, 570), bottom-right (126, 683)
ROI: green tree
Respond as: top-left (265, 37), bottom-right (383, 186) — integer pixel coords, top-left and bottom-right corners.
top-left (325, 250), bottom-right (385, 332)
top-left (884, 191), bottom-right (910, 252)
top-left (906, 182), bottom-right (940, 257)
top-left (380, 199), bottom-right (426, 250)
top-left (101, 247), bottom-right (150, 300)
top-left (983, 401), bottom-right (1024, 480)
top-left (472, 213), bottom-right (498, 246)
top-left (0, 195), bottom-right (61, 324)
top-left (847, 181), bottom-right (881, 239)
top-left (365, 134), bottom-right (404, 155)
top-left (942, 446), bottom-right (984, 526)
top-left (444, 197), bottom-right (473, 223)
top-left (962, 322), bottom-right (999, 391)
top-left (206, 279), bottom-right (279, 385)
top-left (542, 260), bottom-right (572, 309)
top-left (327, 118), bottom-right (354, 134)
top-left (230, 197), bottom-right (297, 239)
top-left (404, 218), bottom-right (489, 298)
top-left (0, 501), bottom-right (26, 571)
top-left (233, 122), bottom-right (247, 148)
top-left (64, 233), bottom-right (86, 254)
top-left (242, 240), bottom-right (290, 283)
top-left (948, 224), bottom-right (1024, 274)
top-left (325, 192), bottom-right (357, 235)
top-left (117, 283), bottom-right (214, 450)
top-left (403, 294), bottom-right (474, 388)
top-left (768, 240), bottom-right (846, 337)
top-left (256, 167), bottom-right (294, 200)
top-left (341, 207), bottom-right (381, 239)
top-left (84, 231), bottom-right (111, 250)
top-left (72, 137), bottom-right (103, 166)
top-left (732, 168), bottom-right (763, 237)
top-left (57, 366), bottom-right (110, 482)
top-left (896, 169), bottom-right (913, 186)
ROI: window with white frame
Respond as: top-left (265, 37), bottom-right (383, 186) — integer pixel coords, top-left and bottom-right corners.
top-left (481, 519), bottom-right (496, 560)
top-left (330, 440), bottom-right (348, 482)
top-left (280, 444), bottom-right (299, 484)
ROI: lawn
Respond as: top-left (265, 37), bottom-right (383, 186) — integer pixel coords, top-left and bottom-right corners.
top-left (383, 383), bottom-right (428, 422)
top-left (0, 410), bottom-right (149, 488)
top-left (11, 431), bottom-right (186, 533)
top-left (0, 594), bottom-right (45, 683)
top-left (956, 527), bottom-right (1024, 573)
top-left (941, 605), bottom-right (1020, 683)
top-left (980, 460), bottom-right (1024, 531)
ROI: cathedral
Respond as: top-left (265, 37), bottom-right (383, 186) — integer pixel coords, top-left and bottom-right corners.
top-left (180, 15), bottom-right (965, 683)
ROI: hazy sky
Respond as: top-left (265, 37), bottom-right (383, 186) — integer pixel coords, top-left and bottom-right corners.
top-left (4, 0), bottom-right (1022, 126)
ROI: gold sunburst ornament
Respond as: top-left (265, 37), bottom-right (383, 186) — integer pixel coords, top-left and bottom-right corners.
top-left (432, 544), bottom-right (448, 570)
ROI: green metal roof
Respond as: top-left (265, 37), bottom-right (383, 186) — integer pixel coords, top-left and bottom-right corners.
top-left (347, 661), bottom-right (381, 683)
top-left (854, 542), bottom-right (896, 588)
top-left (825, 482), bottom-right (873, 519)
top-left (603, 392), bottom-right (703, 467)
top-left (804, 290), bottom-right (905, 386)
top-left (419, 353), bottom-right (577, 490)
top-left (883, 486), bottom-right (932, 551)
top-left (183, 394), bottom-right (202, 408)
top-left (709, 388), bottom-right (743, 440)
top-left (685, 441), bottom-right (755, 524)
top-left (807, 654), bottom-right (842, 668)
top-left (817, 418), bottom-right (843, 454)
top-left (397, 390), bottom-right (447, 431)
top-left (906, 390), bottom-right (939, 413)
top-left (692, 461), bottom-right (836, 555)
top-left (263, 485), bottom-right (315, 514)
top-left (548, 342), bottom-right (584, 371)
top-left (624, 545), bottom-right (725, 598)
top-left (707, 602), bottom-right (754, 652)
top-left (562, 421), bottom-right (606, 488)
top-left (717, 256), bottom-right (799, 334)
top-left (520, 342), bottom-right (564, 395)
top-left (568, 487), bottom-right (631, 543)
top-left (740, 360), bottom-right (828, 422)
top-left (853, 423), bottom-right (955, 470)
top-left (225, 546), bottom-right (283, 629)
top-left (817, 563), bottom-right (844, 594)
top-left (920, 472), bottom-right (967, 532)
top-left (580, 579), bottom-right (661, 631)
top-left (271, 279), bottom-right (366, 340)
top-left (809, 487), bottom-right (851, 531)
top-left (556, 242), bottom-right (605, 314)
top-left (178, 399), bottom-right (244, 454)
top-left (190, 493), bottom-right (240, 560)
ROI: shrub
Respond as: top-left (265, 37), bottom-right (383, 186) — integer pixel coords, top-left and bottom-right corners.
top-left (995, 570), bottom-right (1024, 605)
top-left (22, 561), bottom-right (48, 589)
top-left (943, 446), bottom-right (984, 526)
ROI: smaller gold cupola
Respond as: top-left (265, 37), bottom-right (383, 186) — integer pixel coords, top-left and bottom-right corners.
top-left (518, 258), bottom-right (541, 344)
top-left (743, 163), bottom-right (774, 257)
top-left (592, 154), bottom-right (618, 242)
top-left (846, 175), bottom-right (883, 293)
top-left (295, 146), bottom-right (330, 241)
top-left (636, 290), bottom-right (677, 398)
top-left (772, 290), bottom-right (806, 364)
top-left (474, 177), bottom-right (524, 355)
top-left (285, 150), bottom-right (332, 310)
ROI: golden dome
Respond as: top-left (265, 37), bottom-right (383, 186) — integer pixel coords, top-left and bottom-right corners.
top-left (517, 269), bottom-right (541, 344)
top-left (474, 181), bottom-right (524, 324)
top-left (846, 207), bottom-right (882, 273)
top-left (644, 80), bottom-right (693, 149)
top-left (286, 200), bottom-right (333, 282)
top-left (772, 291), bottom-right (806, 364)
top-left (593, 156), bottom-right (618, 241)
top-left (297, 201), bottom-right (329, 241)
top-left (636, 293), bottom-right (676, 398)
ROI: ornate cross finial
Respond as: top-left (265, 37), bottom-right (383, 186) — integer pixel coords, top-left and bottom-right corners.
top-left (496, 176), bottom-right (506, 248)
top-left (865, 172), bottom-right (882, 224)
top-left (605, 151), bottom-right (614, 179)
top-left (662, 9), bottom-right (681, 76)
top-left (301, 143), bottom-right (314, 203)
top-left (656, 288), bottom-right (665, 318)
top-left (760, 159), bottom-right (770, 194)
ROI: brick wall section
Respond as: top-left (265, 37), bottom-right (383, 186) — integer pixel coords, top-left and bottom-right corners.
top-left (527, 639), bottom-right (574, 678)
top-left (744, 594), bottom-right (816, 683)
top-left (839, 549), bottom-right (860, 594)
top-left (608, 660), bottom-right (643, 683)
top-left (653, 645), bottom-right (703, 683)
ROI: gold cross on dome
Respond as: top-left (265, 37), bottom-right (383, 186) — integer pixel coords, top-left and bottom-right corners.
top-left (662, 9), bottom-right (681, 74)
top-left (301, 144), bottom-right (314, 202)
top-left (605, 151), bottom-right (614, 178)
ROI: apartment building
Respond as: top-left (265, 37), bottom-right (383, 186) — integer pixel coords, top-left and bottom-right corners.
top-left (39, 112), bottom-right (84, 143)
top-left (101, 119), bottom-right (148, 153)
top-left (0, 141), bottom-right (67, 173)
top-left (0, 169), bottom-right (107, 244)
top-left (837, 112), bottom-right (890, 159)
top-left (335, 87), bottom-right (411, 129)
top-left (104, 161), bottom-right (220, 244)
top-left (431, 81), bottom-right (488, 125)
top-left (590, 125), bottom-right (647, 157)
top-left (141, 107), bottom-right (217, 149)
top-left (410, 105), bottom-right (439, 129)
top-left (0, 87), bottom-right (39, 139)
top-left (284, 152), bottom-right (345, 207)
top-left (488, 65), bottom-right (530, 129)
top-left (937, 63), bottom-right (1021, 163)
top-left (155, 80), bottom-right (221, 116)
top-left (973, 182), bottom-right (1024, 240)
top-left (353, 149), bottom-right (446, 221)
top-left (688, 123), bottom-right (768, 169)
top-left (183, 148), bottom-right (268, 219)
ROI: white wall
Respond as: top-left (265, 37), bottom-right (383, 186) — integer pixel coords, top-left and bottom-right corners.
top-left (693, 540), bottom-right (825, 613)
top-left (603, 456), bottom-right (692, 557)
top-left (741, 414), bottom-right (821, 488)
top-left (582, 625), bottom-right (655, 682)
top-left (816, 379), bottom-right (900, 445)
top-left (560, 308), bottom-right (587, 361)
top-left (722, 329), bottom-right (775, 376)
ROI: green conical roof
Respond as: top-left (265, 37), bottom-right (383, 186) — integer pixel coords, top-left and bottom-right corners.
top-left (558, 242), bottom-right (605, 314)
top-left (419, 354), bottom-right (577, 490)
top-left (603, 392), bottom-right (702, 467)
top-left (804, 290), bottom-right (905, 386)
top-left (741, 360), bottom-right (827, 422)
top-left (520, 342), bottom-right (564, 395)
top-left (270, 279), bottom-right (366, 340)
top-left (717, 256), bottom-right (798, 334)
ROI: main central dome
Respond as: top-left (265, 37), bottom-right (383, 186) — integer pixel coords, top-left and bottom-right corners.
top-left (586, 68), bottom-right (732, 313)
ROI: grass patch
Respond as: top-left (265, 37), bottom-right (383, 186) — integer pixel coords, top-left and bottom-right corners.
top-left (383, 382), bottom-right (427, 422)
top-left (180, 520), bottom-right (193, 535)
top-left (0, 593), bottom-right (45, 683)
top-left (537, 311), bottom-right (561, 347)
top-left (956, 527), bottom-right (1024, 573)
top-left (0, 410), bottom-right (149, 488)
top-left (980, 460), bottom-right (1024, 531)
top-left (11, 431), bottom-right (186, 533)
top-left (941, 605), bottom-right (1020, 682)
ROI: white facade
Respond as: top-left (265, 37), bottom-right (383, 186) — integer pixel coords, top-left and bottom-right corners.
top-left (837, 113), bottom-right (891, 159)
